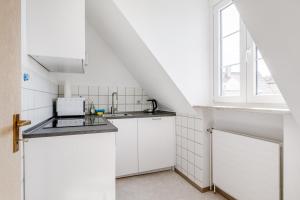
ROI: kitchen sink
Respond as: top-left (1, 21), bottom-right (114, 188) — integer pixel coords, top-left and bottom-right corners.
top-left (103, 113), bottom-right (133, 118)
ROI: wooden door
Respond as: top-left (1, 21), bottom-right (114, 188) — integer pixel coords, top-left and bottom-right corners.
top-left (0, 0), bottom-right (22, 200)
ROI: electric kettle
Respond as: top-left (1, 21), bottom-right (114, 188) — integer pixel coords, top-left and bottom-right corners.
top-left (144, 99), bottom-right (158, 113)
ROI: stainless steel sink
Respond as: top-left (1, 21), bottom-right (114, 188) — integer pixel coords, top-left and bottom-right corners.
top-left (103, 113), bottom-right (133, 118)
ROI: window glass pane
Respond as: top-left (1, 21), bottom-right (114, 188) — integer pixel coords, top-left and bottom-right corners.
top-left (256, 49), bottom-right (281, 95)
top-left (221, 4), bottom-right (240, 37)
top-left (221, 64), bottom-right (240, 96)
top-left (221, 33), bottom-right (240, 66)
top-left (219, 3), bottom-right (241, 97)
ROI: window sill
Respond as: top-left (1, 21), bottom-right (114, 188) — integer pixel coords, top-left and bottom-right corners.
top-left (193, 104), bottom-right (290, 115)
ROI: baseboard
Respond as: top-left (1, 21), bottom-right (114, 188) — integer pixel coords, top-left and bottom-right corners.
top-left (175, 168), bottom-right (210, 193)
top-left (214, 186), bottom-right (236, 200)
top-left (116, 167), bottom-right (173, 179)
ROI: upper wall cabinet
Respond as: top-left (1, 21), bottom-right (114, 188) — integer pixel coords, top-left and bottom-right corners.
top-left (27, 0), bottom-right (86, 73)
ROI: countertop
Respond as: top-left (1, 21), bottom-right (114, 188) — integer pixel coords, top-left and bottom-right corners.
top-left (23, 111), bottom-right (176, 139)
top-left (103, 110), bottom-right (176, 119)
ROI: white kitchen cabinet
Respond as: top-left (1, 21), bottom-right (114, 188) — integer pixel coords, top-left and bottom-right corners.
top-left (24, 133), bottom-right (115, 200)
top-left (110, 119), bottom-right (139, 177)
top-left (138, 117), bottom-right (175, 172)
top-left (27, 0), bottom-right (85, 73)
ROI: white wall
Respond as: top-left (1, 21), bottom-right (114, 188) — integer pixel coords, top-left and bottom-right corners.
top-left (211, 109), bottom-right (283, 141)
top-left (113, 0), bottom-right (210, 106)
top-left (22, 0), bottom-right (58, 128)
top-left (284, 114), bottom-right (300, 199)
top-left (52, 23), bottom-right (140, 88)
top-left (234, 0), bottom-right (300, 126)
top-left (86, 0), bottom-right (195, 114)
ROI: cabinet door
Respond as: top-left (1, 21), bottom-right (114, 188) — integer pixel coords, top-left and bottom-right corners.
top-left (27, 0), bottom-right (85, 59)
top-left (138, 117), bottom-right (175, 172)
top-left (24, 133), bottom-right (115, 200)
top-left (114, 119), bottom-right (139, 177)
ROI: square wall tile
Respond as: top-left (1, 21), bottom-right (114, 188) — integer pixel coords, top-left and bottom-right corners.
top-left (188, 117), bottom-right (195, 129)
top-left (71, 85), bottom-right (79, 95)
top-left (195, 118), bottom-right (203, 131)
top-left (176, 125), bottom-right (181, 136)
top-left (176, 156), bottom-right (182, 168)
top-left (195, 155), bottom-right (202, 169)
top-left (182, 138), bottom-right (187, 149)
top-left (176, 116), bottom-right (181, 126)
top-left (195, 167), bottom-right (202, 181)
top-left (182, 159), bottom-right (188, 172)
top-left (117, 87), bottom-right (126, 95)
top-left (188, 140), bottom-right (195, 152)
top-left (126, 87), bottom-right (135, 95)
top-left (195, 131), bottom-right (203, 144)
top-left (188, 151), bottom-right (195, 164)
top-left (188, 163), bottom-right (195, 177)
top-left (135, 96), bottom-right (142, 105)
top-left (182, 127), bottom-right (188, 138)
top-left (188, 129), bottom-right (195, 140)
top-left (126, 104), bottom-right (134, 112)
top-left (99, 87), bottom-right (109, 95)
top-left (182, 149), bottom-right (188, 160)
top-left (176, 136), bottom-right (182, 146)
top-left (134, 105), bottom-right (142, 111)
top-left (126, 96), bottom-right (135, 104)
top-left (181, 116), bottom-right (188, 127)
top-left (109, 87), bottom-right (117, 94)
top-left (118, 96), bottom-right (126, 105)
top-left (118, 105), bottom-right (126, 112)
top-left (135, 88), bottom-right (143, 95)
top-left (195, 143), bottom-right (202, 156)
top-left (58, 85), bottom-right (64, 95)
top-left (89, 86), bottom-right (98, 95)
top-left (79, 86), bottom-right (89, 95)
top-left (176, 145), bottom-right (182, 156)
top-left (99, 96), bottom-right (108, 105)
top-left (89, 96), bottom-right (98, 105)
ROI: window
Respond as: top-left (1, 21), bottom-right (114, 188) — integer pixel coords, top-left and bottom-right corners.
top-left (255, 49), bottom-right (280, 96)
top-left (213, 0), bottom-right (284, 104)
top-left (220, 4), bottom-right (241, 97)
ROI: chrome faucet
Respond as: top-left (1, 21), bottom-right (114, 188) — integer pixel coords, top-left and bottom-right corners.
top-left (111, 92), bottom-right (118, 114)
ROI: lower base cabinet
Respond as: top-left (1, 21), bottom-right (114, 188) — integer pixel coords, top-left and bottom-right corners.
top-left (111, 116), bottom-right (175, 177)
top-left (138, 117), bottom-right (175, 172)
top-left (24, 133), bottom-right (115, 200)
top-left (112, 118), bottom-right (139, 177)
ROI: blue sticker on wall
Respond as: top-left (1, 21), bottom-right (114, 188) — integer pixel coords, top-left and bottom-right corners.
top-left (23, 73), bottom-right (30, 81)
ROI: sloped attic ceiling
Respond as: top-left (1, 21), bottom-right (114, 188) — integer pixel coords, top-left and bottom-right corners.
top-left (86, 0), bottom-right (196, 114)
top-left (234, 0), bottom-right (299, 124)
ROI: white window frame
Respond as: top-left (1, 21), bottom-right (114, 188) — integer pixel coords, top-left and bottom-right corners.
top-left (246, 34), bottom-right (285, 104)
top-left (212, 0), bottom-right (285, 105)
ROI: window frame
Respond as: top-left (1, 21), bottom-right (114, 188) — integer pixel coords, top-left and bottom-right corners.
top-left (212, 0), bottom-right (285, 105)
top-left (246, 34), bottom-right (285, 104)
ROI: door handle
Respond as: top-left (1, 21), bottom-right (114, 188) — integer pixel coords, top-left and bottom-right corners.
top-left (152, 118), bottom-right (162, 120)
top-left (13, 114), bottom-right (31, 153)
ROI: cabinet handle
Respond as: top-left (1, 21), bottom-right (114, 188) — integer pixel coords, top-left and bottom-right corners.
top-left (152, 118), bottom-right (162, 120)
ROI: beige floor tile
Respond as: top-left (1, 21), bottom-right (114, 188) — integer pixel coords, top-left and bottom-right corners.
top-left (117, 170), bottom-right (226, 200)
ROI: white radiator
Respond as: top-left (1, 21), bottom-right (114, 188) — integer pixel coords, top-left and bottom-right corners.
top-left (212, 129), bottom-right (281, 200)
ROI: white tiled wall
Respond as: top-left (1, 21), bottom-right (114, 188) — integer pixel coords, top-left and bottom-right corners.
top-left (21, 68), bottom-right (58, 128)
top-left (175, 113), bottom-right (210, 188)
top-left (58, 85), bottom-right (152, 113)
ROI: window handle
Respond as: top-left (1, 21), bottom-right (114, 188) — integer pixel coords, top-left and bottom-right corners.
top-left (245, 48), bottom-right (252, 64)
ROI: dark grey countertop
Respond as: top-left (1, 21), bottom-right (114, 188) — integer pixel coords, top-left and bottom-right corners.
top-left (23, 111), bottom-right (176, 139)
top-left (23, 117), bottom-right (118, 139)
top-left (104, 110), bottom-right (176, 119)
